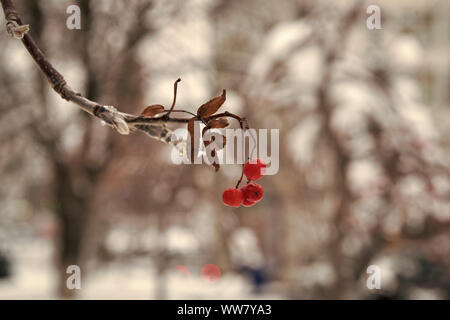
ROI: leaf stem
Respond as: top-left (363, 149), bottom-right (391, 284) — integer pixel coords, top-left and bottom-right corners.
top-left (165, 78), bottom-right (181, 118)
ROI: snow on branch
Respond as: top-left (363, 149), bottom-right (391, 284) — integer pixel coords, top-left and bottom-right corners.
top-left (0, 0), bottom-right (192, 147)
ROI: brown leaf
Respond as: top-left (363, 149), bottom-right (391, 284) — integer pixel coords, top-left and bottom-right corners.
top-left (207, 117), bottom-right (229, 129)
top-left (203, 134), bottom-right (226, 150)
top-left (220, 135), bottom-right (226, 148)
top-left (203, 139), bottom-right (220, 172)
top-left (211, 149), bottom-right (220, 172)
top-left (202, 126), bottom-right (209, 138)
top-left (141, 104), bottom-right (165, 117)
top-left (197, 90), bottom-right (226, 118)
top-left (187, 117), bottom-right (195, 137)
top-left (205, 136), bottom-right (222, 172)
top-left (187, 117), bottom-right (196, 163)
top-left (202, 117), bottom-right (228, 143)
top-left (204, 140), bottom-right (212, 148)
top-left (216, 135), bottom-right (226, 150)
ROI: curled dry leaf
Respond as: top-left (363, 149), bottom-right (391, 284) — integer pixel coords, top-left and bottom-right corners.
top-left (201, 125), bottom-right (226, 138)
top-left (141, 104), bottom-right (165, 117)
top-left (219, 135), bottom-right (226, 148)
top-left (202, 126), bottom-right (209, 138)
top-left (211, 150), bottom-right (220, 172)
top-left (207, 117), bottom-right (229, 129)
top-left (197, 90), bottom-right (226, 118)
top-left (187, 117), bottom-right (196, 163)
top-left (201, 117), bottom-right (228, 148)
top-left (213, 135), bottom-right (227, 149)
top-left (204, 136), bottom-right (224, 172)
top-left (203, 134), bottom-right (226, 150)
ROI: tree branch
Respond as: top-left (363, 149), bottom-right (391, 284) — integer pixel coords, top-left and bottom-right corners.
top-left (0, 0), bottom-right (188, 143)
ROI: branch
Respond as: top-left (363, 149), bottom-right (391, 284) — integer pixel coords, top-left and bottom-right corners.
top-left (0, 0), bottom-right (188, 143)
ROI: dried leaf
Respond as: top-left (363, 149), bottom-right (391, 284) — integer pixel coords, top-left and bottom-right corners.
top-left (187, 117), bottom-right (196, 163)
top-left (204, 139), bottom-right (212, 147)
top-left (203, 134), bottom-right (226, 150)
top-left (216, 135), bottom-right (226, 150)
top-left (207, 117), bottom-right (229, 129)
top-left (141, 104), bottom-right (165, 117)
top-left (211, 149), bottom-right (220, 172)
top-left (187, 117), bottom-right (195, 137)
top-left (202, 117), bottom-right (228, 144)
top-left (220, 135), bottom-right (226, 148)
top-left (197, 90), bottom-right (226, 118)
top-left (202, 126), bottom-right (209, 138)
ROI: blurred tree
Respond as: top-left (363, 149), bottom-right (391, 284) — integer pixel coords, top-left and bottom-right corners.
top-left (209, 0), bottom-right (450, 299)
top-left (1, 0), bottom-right (448, 300)
top-left (3, 0), bottom-right (157, 298)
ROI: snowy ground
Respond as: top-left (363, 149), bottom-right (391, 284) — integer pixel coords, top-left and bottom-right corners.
top-left (0, 239), bottom-right (282, 300)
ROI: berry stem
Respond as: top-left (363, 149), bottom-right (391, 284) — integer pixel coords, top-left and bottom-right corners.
top-left (235, 164), bottom-right (245, 189)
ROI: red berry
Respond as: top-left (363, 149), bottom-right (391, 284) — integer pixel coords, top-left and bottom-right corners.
top-left (222, 188), bottom-right (243, 207)
top-left (243, 159), bottom-right (266, 180)
top-left (242, 197), bottom-right (256, 207)
top-left (175, 265), bottom-right (190, 276)
top-left (201, 264), bottom-right (221, 282)
top-left (241, 182), bottom-right (264, 202)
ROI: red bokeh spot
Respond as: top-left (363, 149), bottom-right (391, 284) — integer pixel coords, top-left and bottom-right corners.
top-left (175, 265), bottom-right (190, 276)
top-left (201, 264), bottom-right (221, 282)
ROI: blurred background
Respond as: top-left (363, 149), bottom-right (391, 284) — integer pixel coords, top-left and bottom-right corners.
top-left (0, 0), bottom-right (449, 299)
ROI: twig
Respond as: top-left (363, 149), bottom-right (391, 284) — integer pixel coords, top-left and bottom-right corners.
top-left (164, 78), bottom-right (181, 119)
top-left (0, 0), bottom-right (192, 138)
top-left (235, 164), bottom-right (245, 189)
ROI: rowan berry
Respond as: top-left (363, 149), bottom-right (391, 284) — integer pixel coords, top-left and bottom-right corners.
top-left (243, 159), bottom-right (266, 180)
top-left (222, 188), bottom-right (244, 207)
top-left (241, 182), bottom-right (264, 202)
top-left (242, 197), bottom-right (256, 207)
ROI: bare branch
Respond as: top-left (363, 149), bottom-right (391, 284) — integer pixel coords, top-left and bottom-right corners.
top-left (0, 0), bottom-right (190, 142)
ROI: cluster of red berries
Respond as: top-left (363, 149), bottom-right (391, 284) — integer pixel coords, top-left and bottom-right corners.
top-left (222, 159), bottom-right (266, 208)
